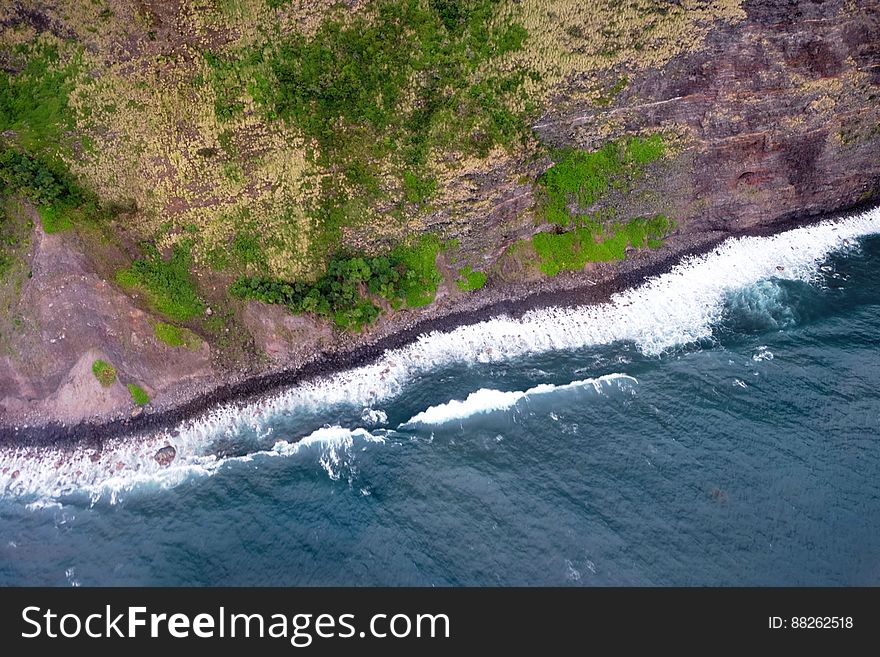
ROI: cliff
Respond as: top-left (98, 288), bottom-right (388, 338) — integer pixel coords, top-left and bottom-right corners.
top-left (0, 0), bottom-right (878, 436)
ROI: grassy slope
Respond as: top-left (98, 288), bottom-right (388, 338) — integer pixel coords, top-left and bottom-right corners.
top-left (0, 0), bottom-right (746, 343)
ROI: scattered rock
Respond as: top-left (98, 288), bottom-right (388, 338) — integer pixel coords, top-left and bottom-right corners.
top-left (154, 445), bottom-right (177, 467)
top-left (205, 307), bottom-right (213, 316)
top-left (776, 265), bottom-right (785, 271)
top-left (11, 470), bottom-right (20, 479)
top-left (131, 406), bottom-right (143, 419)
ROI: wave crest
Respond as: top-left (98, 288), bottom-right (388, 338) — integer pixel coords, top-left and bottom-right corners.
top-left (402, 373), bottom-right (637, 426)
top-left (2, 208), bottom-right (879, 502)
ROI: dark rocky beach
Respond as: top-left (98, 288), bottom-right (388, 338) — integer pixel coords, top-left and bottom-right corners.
top-left (3, 199), bottom-right (872, 448)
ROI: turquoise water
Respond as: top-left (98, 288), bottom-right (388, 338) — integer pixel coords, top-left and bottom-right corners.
top-left (1, 217), bottom-right (879, 585)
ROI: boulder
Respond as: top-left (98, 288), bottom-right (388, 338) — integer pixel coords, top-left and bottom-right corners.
top-left (154, 445), bottom-right (177, 467)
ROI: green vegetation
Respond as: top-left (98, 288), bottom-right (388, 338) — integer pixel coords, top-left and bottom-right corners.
top-left (155, 322), bottom-right (184, 347)
top-left (526, 135), bottom-right (674, 276)
top-left (456, 266), bottom-right (488, 291)
top-left (530, 214), bottom-right (675, 276)
top-left (0, 44), bottom-right (79, 156)
top-left (205, 245), bottom-right (231, 272)
top-left (91, 359), bottom-right (117, 387)
top-left (266, 0), bottom-right (528, 161)
top-left (154, 322), bottom-right (201, 348)
top-left (0, 204), bottom-right (17, 278)
top-left (538, 135), bottom-right (666, 226)
top-left (232, 255), bottom-right (388, 331)
top-left (203, 49), bottom-right (263, 123)
top-left (116, 241), bottom-right (205, 321)
top-left (232, 229), bottom-right (264, 268)
top-left (0, 199), bottom-right (31, 295)
top-left (127, 383), bottom-right (150, 406)
top-left (0, 147), bottom-right (69, 206)
top-left (37, 205), bottom-right (74, 234)
top-left (0, 145), bottom-right (82, 233)
top-left (231, 235), bottom-right (442, 329)
top-left (391, 234), bottom-right (443, 307)
top-left (403, 171), bottom-right (437, 204)
top-left (204, 0), bottom-right (533, 256)
top-left (0, 47), bottom-right (104, 237)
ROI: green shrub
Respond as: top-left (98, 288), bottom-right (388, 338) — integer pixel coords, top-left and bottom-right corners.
top-left (391, 234), bottom-right (442, 307)
top-left (231, 234), bottom-right (443, 329)
top-left (456, 266), bottom-right (488, 291)
top-left (232, 230), bottom-right (264, 266)
top-left (265, 0), bottom-right (526, 155)
top-left (0, 44), bottom-right (79, 155)
top-left (127, 383), bottom-right (150, 406)
top-left (91, 359), bottom-right (117, 387)
top-left (200, 0), bottom-right (532, 238)
top-left (0, 45), bottom-right (84, 231)
top-left (0, 146), bottom-right (83, 233)
top-left (231, 252), bottom-right (400, 330)
top-left (532, 214), bottom-right (675, 276)
top-left (116, 241), bottom-right (205, 321)
top-left (37, 205), bottom-right (74, 233)
top-left (0, 148), bottom-right (70, 205)
top-left (0, 202), bottom-right (24, 278)
top-left (403, 171), bottom-right (437, 204)
top-left (153, 321), bottom-right (201, 348)
top-left (539, 135), bottom-right (666, 226)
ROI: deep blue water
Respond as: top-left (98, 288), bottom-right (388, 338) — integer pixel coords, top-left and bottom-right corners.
top-left (1, 232), bottom-right (879, 586)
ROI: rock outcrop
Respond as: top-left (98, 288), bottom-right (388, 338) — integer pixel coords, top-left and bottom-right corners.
top-left (532, 0), bottom-right (880, 233)
top-left (0, 221), bottom-right (215, 427)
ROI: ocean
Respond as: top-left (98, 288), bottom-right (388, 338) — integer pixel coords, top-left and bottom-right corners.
top-left (1, 208), bottom-right (879, 586)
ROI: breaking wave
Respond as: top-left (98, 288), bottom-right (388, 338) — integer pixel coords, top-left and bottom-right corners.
top-left (2, 207), bottom-right (879, 502)
top-left (402, 373), bottom-right (637, 426)
top-left (0, 426), bottom-right (384, 505)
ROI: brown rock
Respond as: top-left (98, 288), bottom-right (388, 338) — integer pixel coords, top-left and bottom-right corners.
top-left (535, 0), bottom-right (880, 232)
top-left (154, 445), bottom-right (177, 467)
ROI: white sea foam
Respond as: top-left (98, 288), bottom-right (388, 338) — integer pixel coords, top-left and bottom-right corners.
top-left (0, 425), bottom-right (383, 504)
top-left (24, 499), bottom-right (63, 512)
top-left (402, 373), bottom-right (636, 426)
top-left (361, 408), bottom-right (388, 426)
top-left (753, 346), bottom-right (774, 362)
top-left (2, 207), bottom-right (879, 501)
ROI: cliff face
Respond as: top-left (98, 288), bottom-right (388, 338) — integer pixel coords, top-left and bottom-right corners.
top-left (530, 0), bottom-right (880, 231)
top-left (0, 0), bottom-right (878, 432)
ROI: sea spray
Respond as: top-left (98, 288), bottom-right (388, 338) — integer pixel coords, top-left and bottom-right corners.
top-left (2, 207), bottom-right (879, 502)
top-left (0, 426), bottom-right (384, 504)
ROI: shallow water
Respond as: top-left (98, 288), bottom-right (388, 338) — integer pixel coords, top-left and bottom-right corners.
top-left (1, 210), bottom-right (879, 585)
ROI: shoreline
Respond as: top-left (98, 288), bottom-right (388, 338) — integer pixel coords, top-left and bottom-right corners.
top-left (1, 202), bottom-right (875, 449)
